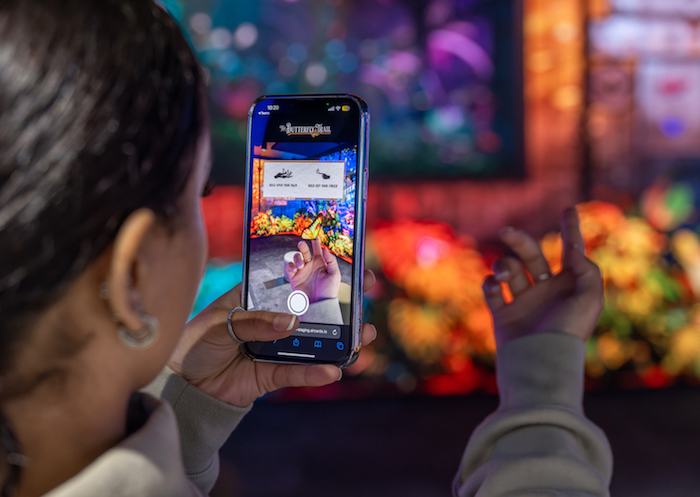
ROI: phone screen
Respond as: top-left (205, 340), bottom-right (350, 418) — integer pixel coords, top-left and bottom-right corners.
top-left (242, 95), bottom-right (368, 365)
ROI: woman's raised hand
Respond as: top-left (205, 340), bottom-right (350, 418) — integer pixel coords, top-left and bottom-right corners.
top-left (167, 270), bottom-right (377, 408)
top-left (484, 208), bottom-right (604, 348)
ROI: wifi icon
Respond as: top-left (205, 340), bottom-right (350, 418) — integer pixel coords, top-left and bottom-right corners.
top-left (335, 106), bottom-right (341, 111)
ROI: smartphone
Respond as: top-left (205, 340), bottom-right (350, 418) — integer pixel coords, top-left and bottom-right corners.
top-left (241, 94), bottom-right (370, 368)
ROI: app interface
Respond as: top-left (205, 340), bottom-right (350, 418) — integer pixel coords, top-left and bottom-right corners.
top-left (245, 98), bottom-right (363, 361)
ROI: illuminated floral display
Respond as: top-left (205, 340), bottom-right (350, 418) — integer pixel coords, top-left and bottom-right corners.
top-left (356, 200), bottom-right (700, 394)
top-left (359, 220), bottom-right (497, 395)
top-left (373, 221), bottom-right (494, 359)
top-left (541, 202), bottom-right (696, 387)
top-left (196, 194), bottom-right (700, 396)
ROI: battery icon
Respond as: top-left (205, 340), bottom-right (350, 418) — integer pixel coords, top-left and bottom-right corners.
top-left (341, 105), bottom-right (350, 112)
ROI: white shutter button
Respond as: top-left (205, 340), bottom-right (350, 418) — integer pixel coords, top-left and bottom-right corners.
top-left (287, 290), bottom-right (310, 316)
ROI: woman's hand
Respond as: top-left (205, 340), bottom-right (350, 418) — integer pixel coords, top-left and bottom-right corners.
top-left (285, 238), bottom-right (341, 303)
top-left (485, 208), bottom-right (604, 349)
top-left (167, 270), bottom-right (377, 407)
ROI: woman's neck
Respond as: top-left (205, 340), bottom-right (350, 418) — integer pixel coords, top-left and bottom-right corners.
top-left (3, 367), bottom-right (133, 497)
top-left (0, 265), bottom-right (174, 496)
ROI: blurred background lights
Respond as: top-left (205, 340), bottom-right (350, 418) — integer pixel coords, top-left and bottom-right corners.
top-left (553, 21), bottom-right (578, 42)
top-left (219, 52), bottom-right (240, 74)
top-left (338, 53), bottom-right (359, 73)
top-left (287, 43), bottom-right (308, 64)
top-left (426, 0), bottom-right (453, 26)
top-left (428, 106), bottom-right (465, 134)
top-left (641, 180), bottom-right (695, 232)
top-left (278, 57), bottom-right (299, 77)
top-left (416, 237), bottom-right (449, 267)
top-left (427, 27), bottom-right (494, 79)
top-left (412, 90), bottom-right (432, 111)
top-left (233, 22), bottom-right (258, 50)
top-left (325, 39), bottom-right (346, 59)
top-left (188, 12), bottom-right (211, 35)
top-left (552, 85), bottom-right (582, 109)
top-left (305, 62), bottom-right (328, 86)
top-left (660, 116), bottom-right (686, 138)
top-left (269, 41), bottom-right (287, 61)
top-left (209, 27), bottom-right (233, 49)
top-left (358, 39), bottom-right (380, 60)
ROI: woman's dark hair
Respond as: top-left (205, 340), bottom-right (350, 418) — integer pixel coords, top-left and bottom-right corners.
top-left (0, 0), bottom-right (204, 376)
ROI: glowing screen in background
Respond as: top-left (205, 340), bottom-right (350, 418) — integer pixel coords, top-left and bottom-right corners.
top-left (178, 0), bottom-right (522, 183)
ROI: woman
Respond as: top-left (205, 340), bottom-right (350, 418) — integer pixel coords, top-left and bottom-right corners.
top-left (1, 1), bottom-right (613, 496)
top-left (0, 1), bottom-right (376, 495)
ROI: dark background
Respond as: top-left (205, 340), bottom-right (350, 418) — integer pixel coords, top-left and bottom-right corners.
top-left (213, 388), bottom-right (700, 497)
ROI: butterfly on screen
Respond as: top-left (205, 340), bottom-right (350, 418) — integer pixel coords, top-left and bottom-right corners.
top-left (301, 216), bottom-right (323, 240)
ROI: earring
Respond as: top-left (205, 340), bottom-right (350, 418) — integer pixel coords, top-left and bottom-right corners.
top-left (117, 310), bottom-right (159, 349)
top-left (100, 281), bottom-right (158, 348)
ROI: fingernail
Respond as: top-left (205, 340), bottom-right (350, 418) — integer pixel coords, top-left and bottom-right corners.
top-left (337, 369), bottom-right (343, 382)
top-left (371, 324), bottom-right (378, 342)
top-left (494, 270), bottom-right (510, 282)
top-left (499, 227), bottom-right (515, 236)
top-left (273, 314), bottom-right (296, 332)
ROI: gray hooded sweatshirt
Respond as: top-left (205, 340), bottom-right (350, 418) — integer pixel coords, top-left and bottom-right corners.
top-left (39, 333), bottom-right (612, 496)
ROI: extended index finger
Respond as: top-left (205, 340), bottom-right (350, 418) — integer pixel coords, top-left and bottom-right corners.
top-left (311, 237), bottom-right (323, 258)
top-left (561, 207), bottom-right (585, 269)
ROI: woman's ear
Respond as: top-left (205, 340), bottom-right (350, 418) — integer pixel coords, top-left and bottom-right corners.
top-left (105, 208), bottom-right (158, 332)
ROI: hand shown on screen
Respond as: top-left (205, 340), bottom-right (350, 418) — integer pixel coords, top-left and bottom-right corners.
top-left (285, 238), bottom-right (341, 303)
top-left (484, 208), bottom-right (604, 349)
